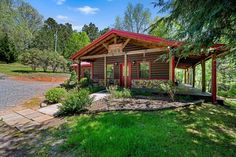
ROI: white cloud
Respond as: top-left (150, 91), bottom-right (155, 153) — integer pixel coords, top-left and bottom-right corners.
top-left (56, 0), bottom-right (66, 5)
top-left (72, 25), bottom-right (83, 31)
top-left (56, 15), bottom-right (68, 20)
top-left (76, 6), bottom-right (99, 15)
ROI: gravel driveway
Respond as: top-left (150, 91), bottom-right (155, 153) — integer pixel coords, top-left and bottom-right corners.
top-left (0, 73), bottom-right (60, 109)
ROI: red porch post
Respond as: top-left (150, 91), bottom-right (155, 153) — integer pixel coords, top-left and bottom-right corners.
top-left (171, 56), bottom-right (175, 82)
top-left (212, 53), bottom-right (217, 104)
top-left (169, 55), bottom-right (175, 82)
top-left (77, 60), bottom-right (81, 81)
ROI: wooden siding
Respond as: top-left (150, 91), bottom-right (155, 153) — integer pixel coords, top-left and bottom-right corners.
top-left (92, 52), bottom-right (169, 81)
top-left (93, 57), bottom-right (104, 79)
top-left (128, 53), bottom-right (169, 79)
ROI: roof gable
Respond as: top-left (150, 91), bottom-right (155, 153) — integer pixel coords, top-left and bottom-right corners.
top-left (70, 29), bottom-right (180, 60)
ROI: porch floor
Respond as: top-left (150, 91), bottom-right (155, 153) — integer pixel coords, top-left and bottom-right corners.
top-left (176, 84), bottom-right (211, 97)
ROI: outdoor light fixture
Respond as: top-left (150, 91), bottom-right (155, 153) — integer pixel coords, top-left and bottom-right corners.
top-left (132, 61), bottom-right (136, 65)
top-left (114, 62), bottom-right (118, 66)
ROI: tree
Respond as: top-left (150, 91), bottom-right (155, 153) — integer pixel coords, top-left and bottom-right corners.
top-left (0, 0), bottom-right (43, 51)
top-left (114, 3), bottom-right (151, 33)
top-left (19, 48), bottom-right (41, 71)
top-left (0, 34), bottom-right (17, 63)
top-left (82, 23), bottom-right (99, 41)
top-left (152, 0), bottom-right (236, 49)
top-left (65, 32), bottom-right (90, 59)
top-left (149, 17), bottom-right (180, 39)
top-left (99, 27), bottom-right (110, 36)
top-left (33, 18), bottom-right (73, 57)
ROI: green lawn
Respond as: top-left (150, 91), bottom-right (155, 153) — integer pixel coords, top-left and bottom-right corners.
top-left (0, 63), bottom-right (68, 77)
top-left (29, 103), bottom-right (236, 157)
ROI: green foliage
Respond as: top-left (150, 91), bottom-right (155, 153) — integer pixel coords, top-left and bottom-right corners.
top-left (58, 89), bottom-right (92, 115)
top-left (19, 49), bottom-right (68, 72)
top-left (228, 84), bottom-right (236, 98)
top-left (149, 17), bottom-right (180, 39)
top-left (107, 85), bottom-right (132, 98)
top-left (87, 86), bottom-right (105, 94)
top-left (45, 87), bottom-right (67, 104)
top-left (19, 48), bottom-right (41, 71)
top-left (32, 18), bottom-right (73, 56)
top-left (152, 0), bottom-right (236, 51)
top-left (114, 3), bottom-right (151, 33)
top-left (0, 34), bottom-right (17, 63)
top-left (63, 71), bottom-right (78, 90)
top-left (79, 77), bottom-right (91, 88)
top-left (0, 0), bottom-right (43, 51)
top-left (82, 22), bottom-right (99, 41)
top-left (64, 32), bottom-right (90, 59)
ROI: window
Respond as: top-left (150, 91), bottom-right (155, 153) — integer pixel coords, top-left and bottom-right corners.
top-left (107, 64), bottom-right (114, 79)
top-left (139, 62), bottom-right (150, 79)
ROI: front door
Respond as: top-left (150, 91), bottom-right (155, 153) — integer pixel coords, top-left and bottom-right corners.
top-left (120, 63), bottom-right (131, 88)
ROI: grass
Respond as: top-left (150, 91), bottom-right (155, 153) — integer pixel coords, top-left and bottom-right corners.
top-left (0, 62), bottom-right (68, 77)
top-left (25, 102), bottom-right (236, 157)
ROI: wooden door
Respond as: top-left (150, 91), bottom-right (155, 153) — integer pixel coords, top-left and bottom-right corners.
top-left (119, 63), bottom-right (131, 88)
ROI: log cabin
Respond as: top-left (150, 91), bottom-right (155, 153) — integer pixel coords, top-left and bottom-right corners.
top-left (71, 29), bottom-right (227, 103)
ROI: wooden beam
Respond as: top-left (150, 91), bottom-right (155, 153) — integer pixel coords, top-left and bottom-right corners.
top-left (124, 53), bottom-right (127, 88)
top-left (104, 56), bottom-right (107, 86)
top-left (102, 43), bottom-right (108, 50)
top-left (212, 53), bottom-right (217, 104)
top-left (80, 48), bottom-right (168, 60)
top-left (114, 36), bottom-right (117, 44)
top-left (122, 38), bottom-right (131, 49)
top-left (201, 60), bottom-right (206, 92)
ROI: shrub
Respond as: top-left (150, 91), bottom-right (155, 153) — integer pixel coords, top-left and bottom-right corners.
top-left (58, 89), bottom-right (93, 115)
top-left (107, 85), bottom-right (132, 98)
top-left (229, 83), bottom-right (236, 98)
top-left (63, 71), bottom-right (78, 90)
top-left (45, 87), bottom-right (67, 103)
top-left (79, 77), bottom-right (90, 88)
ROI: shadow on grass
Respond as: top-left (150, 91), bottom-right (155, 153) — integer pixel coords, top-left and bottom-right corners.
top-left (9, 104), bottom-right (236, 157)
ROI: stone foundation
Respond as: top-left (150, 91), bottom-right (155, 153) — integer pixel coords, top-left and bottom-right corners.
top-left (131, 80), bottom-right (168, 89)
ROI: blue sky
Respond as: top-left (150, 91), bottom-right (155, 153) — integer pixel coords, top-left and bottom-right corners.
top-left (26, 0), bottom-right (162, 31)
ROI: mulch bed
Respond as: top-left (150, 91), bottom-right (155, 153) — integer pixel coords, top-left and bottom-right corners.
top-left (87, 95), bottom-right (204, 113)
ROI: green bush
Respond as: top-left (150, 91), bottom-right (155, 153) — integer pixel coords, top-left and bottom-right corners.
top-left (58, 89), bottom-right (93, 115)
top-left (63, 71), bottom-right (78, 90)
top-left (107, 85), bottom-right (132, 98)
top-left (79, 77), bottom-right (90, 88)
top-left (45, 87), bottom-right (67, 103)
top-left (229, 84), bottom-right (236, 98)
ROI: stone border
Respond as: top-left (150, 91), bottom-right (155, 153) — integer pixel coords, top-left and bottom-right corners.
top-left (87, 98), bottom-right (204, 114)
